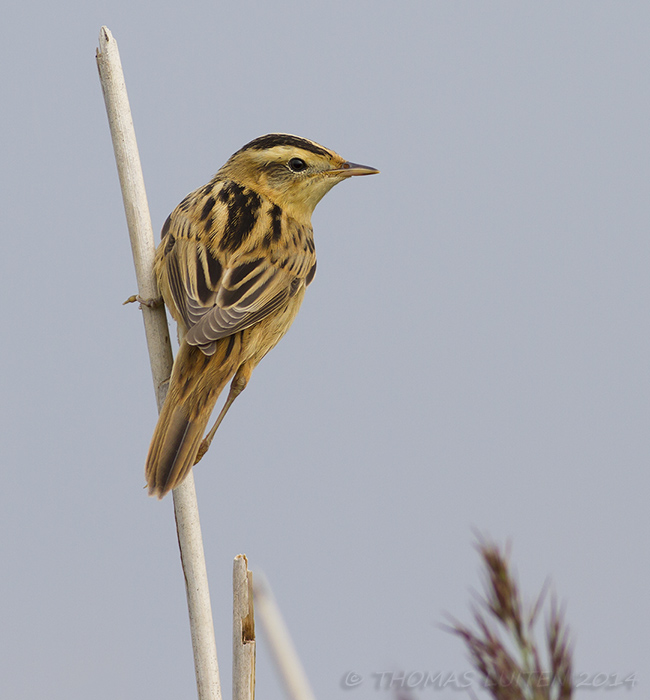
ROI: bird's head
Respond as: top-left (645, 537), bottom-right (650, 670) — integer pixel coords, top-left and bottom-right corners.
top-left (217, 133), bottom-right (379, 220)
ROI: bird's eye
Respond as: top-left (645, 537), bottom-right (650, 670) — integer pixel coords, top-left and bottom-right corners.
top-left (288, 158), bottom-right (307, 172)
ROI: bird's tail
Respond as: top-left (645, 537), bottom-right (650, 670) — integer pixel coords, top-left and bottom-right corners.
top-left (145, 338), bottom-right (239, 498)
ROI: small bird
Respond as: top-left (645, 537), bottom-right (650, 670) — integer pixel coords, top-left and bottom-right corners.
top-left (145, 133), bottom-right (378, 498)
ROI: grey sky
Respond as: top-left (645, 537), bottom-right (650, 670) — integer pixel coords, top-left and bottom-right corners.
top-left (1, 2), bottom-right (648, 698)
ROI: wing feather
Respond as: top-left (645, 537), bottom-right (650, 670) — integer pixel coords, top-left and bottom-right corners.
top-left (155, 180), bottom-right (316, 353)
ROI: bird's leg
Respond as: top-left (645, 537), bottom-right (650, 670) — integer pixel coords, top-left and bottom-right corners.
top-left (194, 362), bottom-right (253, 464)
top-left (123, 294), bottom-right (163, 309)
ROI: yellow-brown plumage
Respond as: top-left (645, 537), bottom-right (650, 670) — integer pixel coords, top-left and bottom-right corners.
top-left (145, 134), bottom-right (378, 498)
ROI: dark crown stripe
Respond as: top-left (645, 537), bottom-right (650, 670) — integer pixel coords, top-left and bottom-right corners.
top-left (235, 134), bottom-right (331, 159)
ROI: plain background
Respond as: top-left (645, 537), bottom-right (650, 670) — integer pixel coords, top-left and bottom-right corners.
top-left (2, 2), bottom-right (648, 698)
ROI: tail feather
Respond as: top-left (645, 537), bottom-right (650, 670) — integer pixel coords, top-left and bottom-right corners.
top-left (145, 403), bottom-right (210, 498)
top-left (145, 339), bottom-right (238, 498)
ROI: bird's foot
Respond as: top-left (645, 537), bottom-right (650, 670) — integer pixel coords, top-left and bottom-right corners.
top-left (123, 294), bottom-right (163, 309)
top-left (194, 440), bottom-right (210, 465)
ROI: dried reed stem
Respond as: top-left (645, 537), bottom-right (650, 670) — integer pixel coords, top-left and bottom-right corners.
top-left (233, 555), bottom-right (256, 700)
top-left (253, 574), bottom-right (317, 700)
top-left (96, 26), bottom-right (221, 700)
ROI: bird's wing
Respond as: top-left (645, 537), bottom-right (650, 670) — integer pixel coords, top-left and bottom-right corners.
top-left (156, 198), bottom-right (314, 355)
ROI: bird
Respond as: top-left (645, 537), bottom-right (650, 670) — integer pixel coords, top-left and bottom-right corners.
top-left (145, 133), bottom-right (378, 498)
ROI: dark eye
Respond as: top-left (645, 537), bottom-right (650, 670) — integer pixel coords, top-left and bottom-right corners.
top-left (288, 158), bottom-right (307, 172)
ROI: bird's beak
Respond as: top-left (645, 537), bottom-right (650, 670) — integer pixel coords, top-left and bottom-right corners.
top-left (329, 161), bottom-right (380, 177)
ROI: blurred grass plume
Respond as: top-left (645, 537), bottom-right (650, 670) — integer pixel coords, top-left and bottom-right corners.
top-left (447, 538), bottom-right (572, 700)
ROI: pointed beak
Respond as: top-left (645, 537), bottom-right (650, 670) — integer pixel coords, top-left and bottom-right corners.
top-left (329, 161), bottom-right (380, 177)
